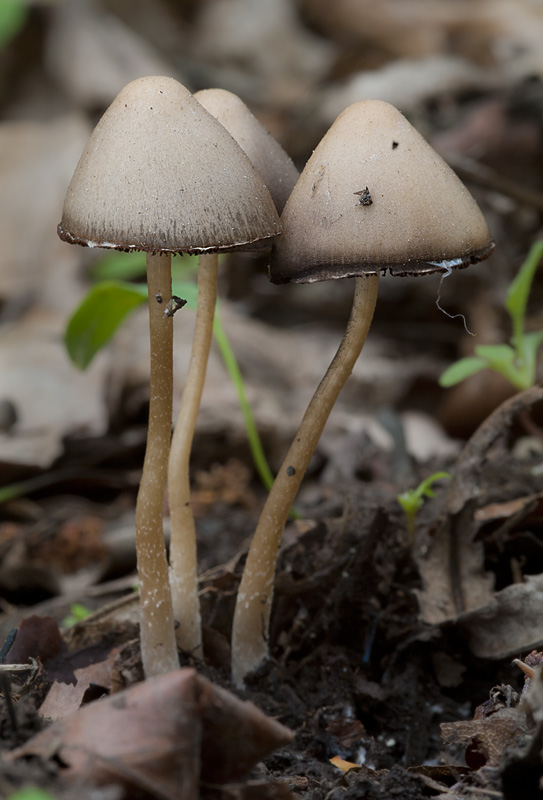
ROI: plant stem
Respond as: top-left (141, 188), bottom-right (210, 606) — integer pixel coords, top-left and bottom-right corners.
top-left (231, 274), bottom-right (380, 686)
top-left (135, 253), bottom-right (178, 677)
top-left (509, 241), bottom-right (543, 351)
top-left (213, 312), bottom-right (275, 492)
top-left (168, 252), bottom-right (218, 656)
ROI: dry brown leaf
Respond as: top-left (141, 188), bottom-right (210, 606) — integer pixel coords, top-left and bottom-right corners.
top-left (473, 493), bottom-right (543, 522)
top-left (39, 647), bottom-right (123, 721)
top-left (441, 707), bottom-right (529, 768)
top-left (4, 615), bottom-right (63, 665)
top-left (192, 0), bottom-right (334, 102)
top-left (0, 115), bottom-right (89, 310)
top-left (0, 307), bottom-right (110, 470)
top-left (46, 0), bottom-right (176, 109)
top-left (330, 755), bottom-right (362, 773)
top-left (457, 574), bottom-right (543, 660)
top-left (196, 675), bottom-right (294, 784)
top-left (10, 669), bottom-right (293, 795)
top-left (417, 387), bottom-right (543, 627)
top-left (319, 56), bottom-right (492, 126)
top-left (10, 668), bottom-right (202, 799)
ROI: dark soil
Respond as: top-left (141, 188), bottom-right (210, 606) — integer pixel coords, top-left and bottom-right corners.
top-left (2, 397), bottom-right (543, 799)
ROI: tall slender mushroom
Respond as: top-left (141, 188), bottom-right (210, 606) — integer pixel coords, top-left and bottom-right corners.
top-left (168, 88), bottom-right (294, 658)
top-left (58, 75), bottom-right (280, 677)
top-left (231, 99), bottom-right (494, 686)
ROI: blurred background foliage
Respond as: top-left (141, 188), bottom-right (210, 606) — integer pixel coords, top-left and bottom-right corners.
top-left (0, 0), bottom-right (543, 480)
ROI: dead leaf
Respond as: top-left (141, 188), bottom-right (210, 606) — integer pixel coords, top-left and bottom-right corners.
top-left (0, 308), bottom-right (110, 470)
top-left (10, 669), bottom-right (293, 795)
top-left (417, 387), bottom-right (543, 626)
top-left (10, 669), bottom-right (202, 798)
top-left (319, 56), bottom-right (491, 126)
top-left (473, 493), bottom-right (543, 522)
top-left (192, 0), bottom-right (334, 102)
top-left (0, 115), bottom-right (89, 309)
top-left (441, 707), bottom-right (530, 768)
top-left (4, 615), bottom-right (62, 665)
top-left (39, 647), bottom-right (123, 721)
top-left (330, 754), bottom-right (361, 773)
top-left (46, 0), bottom-right (175, 109)
top-left (457, 574), bottom-right (543, 660)
top-left (196, 675), bottom-right (294, 784)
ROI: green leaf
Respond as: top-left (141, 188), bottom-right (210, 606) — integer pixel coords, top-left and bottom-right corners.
top-left (474, 343), bottom-right (516, 366)
top-left (439, 356), bottom-right (488, 387)
top-left (62, 602), bottom-right (93, 628)
top-left (171, 280), bottom-right (198, 311)
top-left (65, 281), bottom-right (148, 369)
top-left (0, 0), bottom-right (27, 50)
top-left (474, 342), bottom-right (531, 391)
top-left (91, 252), bottom-right (199, 283)
top-left (172, 253), bottom-right (199, 282)
top-left (515, 330), bottom-right (543, 390)
top-left (6, 790), bottom-right (57, 800)
top-left (415, 471), bottom-right (451, 500)
top-left (398, 471), bottom-right (451, 540)
top-left (91, 251), bottom-right (148, 282)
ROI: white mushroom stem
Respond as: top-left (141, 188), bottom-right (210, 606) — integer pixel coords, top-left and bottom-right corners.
top-left (135, 253), bottom-right (179, 677)
top-left (231, 274), bottom-right (380, 687)
top-left (168, 252), bottom-right (219, 656)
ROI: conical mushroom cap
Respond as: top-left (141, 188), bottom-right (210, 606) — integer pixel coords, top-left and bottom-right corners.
top-left (270, 100), bottom-right (493, 284)
top-left (195, 88), bottom-right (299, 214)
top-left (58, 76), bottom-right (280, 253)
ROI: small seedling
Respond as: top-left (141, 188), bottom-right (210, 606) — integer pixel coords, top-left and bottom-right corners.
top-left (61, 602), bottom-right (93, 628)
top-left (397, 471), bottom-right (451, 540)
top-left (0, 0), bottom-right (27, 50)
top-left (6, 790), bottom-right (57, 800)
top-left (440, 241), bottom-right (543, 392)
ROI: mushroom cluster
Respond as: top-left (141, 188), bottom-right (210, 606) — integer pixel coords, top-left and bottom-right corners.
top-left (59, 82), bottom-right (494, 686)
top-left (58, 76), bottom-right (280, 676)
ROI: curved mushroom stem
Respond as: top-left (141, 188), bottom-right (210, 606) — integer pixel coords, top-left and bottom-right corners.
top-left (136, 252), bottom-right (179, 677)
top-left (168, 252), bottom-right (219, 656)
top-left (231, 274), bottom-right (380, 686)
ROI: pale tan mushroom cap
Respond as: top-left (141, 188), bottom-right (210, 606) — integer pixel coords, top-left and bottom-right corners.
top-left (270, 100), bottom-right (493, 283)
top-left (58, 77), bottom-right (280, 253)
top-left (195, 88), bottom-right (299, 214)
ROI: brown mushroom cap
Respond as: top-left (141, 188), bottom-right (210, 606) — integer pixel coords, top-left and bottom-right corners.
top-left (194, 88), bottom-right (299, 214)
top-left (270, 99), bottom-right (493, 284)
top-left (58, 76), bottom-right (280, 253)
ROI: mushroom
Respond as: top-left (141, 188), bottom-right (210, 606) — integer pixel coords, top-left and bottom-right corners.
top-left (231, 99), bottom-right (494, 686)
top-left (194, 87), bottom-right (299, 214)
top-left (167, 94), bottom-right (282, 659)
top-left (168, 87), bottom-right (295, 657)
top-left (58, 76), bottom-right (280, 676)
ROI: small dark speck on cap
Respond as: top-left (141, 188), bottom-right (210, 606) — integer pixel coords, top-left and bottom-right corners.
top-left (286, 466), bottom-right (296, 477)
top-left (392, 141), bottom-right (399, 149)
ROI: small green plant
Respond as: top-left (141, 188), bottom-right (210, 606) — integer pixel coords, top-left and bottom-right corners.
top-left (0, 0), bottom-right (27, 50)
top-left (6, 789), bottom-right (57, 800)
top-left (64, 252), bottom-right (275, 492)
top-left (440, 241), bottom-right (543, 391)
top-left (62, 602), bottom-right (93, 628)
top-left (397, 471), bottom-right (451, 540)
